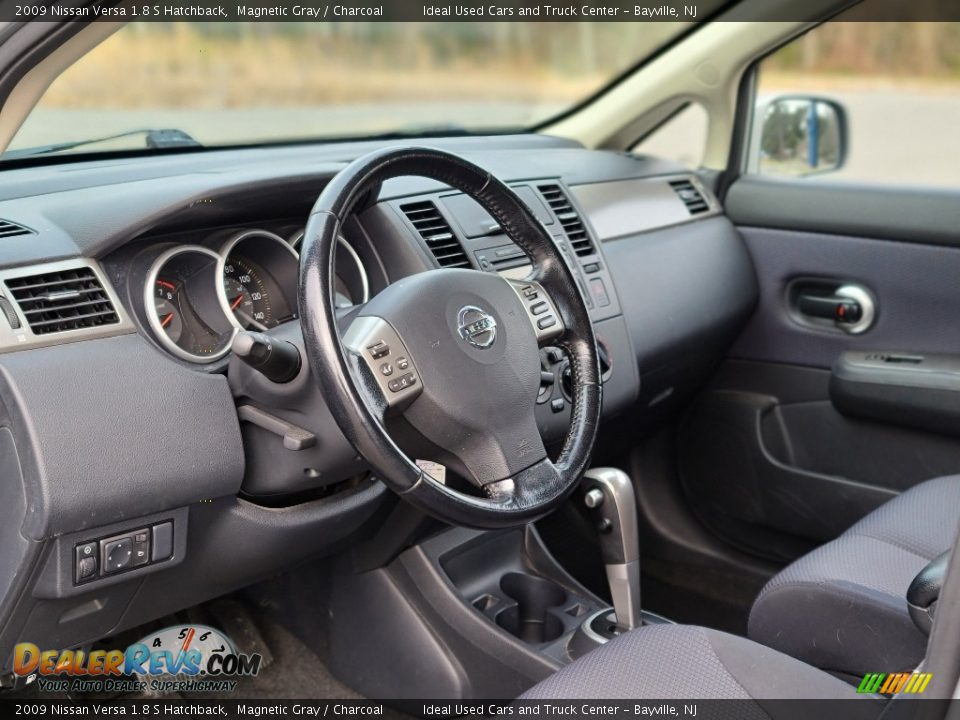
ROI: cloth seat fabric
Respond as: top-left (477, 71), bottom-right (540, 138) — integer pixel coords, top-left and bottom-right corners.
top-left (521, 624), bottom-right (879, 719)
top-left (748, 475), bottom-right (960, 678)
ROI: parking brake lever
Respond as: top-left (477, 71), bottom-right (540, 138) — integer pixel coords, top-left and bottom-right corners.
top-left (583, 468), bottom-right (641, 630)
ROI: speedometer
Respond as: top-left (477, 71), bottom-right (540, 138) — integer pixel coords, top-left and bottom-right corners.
top-left (222, 256), bottom-right (273, 330)
top-left (217, 230), bottom-right (299, 333)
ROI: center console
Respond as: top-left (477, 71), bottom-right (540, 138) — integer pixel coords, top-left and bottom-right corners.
top-left (321, 467), bottom-right (668, 699)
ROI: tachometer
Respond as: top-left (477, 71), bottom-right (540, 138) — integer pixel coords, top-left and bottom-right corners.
top-left (145, 246), bottom-right (235, 363)
top-left (154, 280), bottom-right (184, 343)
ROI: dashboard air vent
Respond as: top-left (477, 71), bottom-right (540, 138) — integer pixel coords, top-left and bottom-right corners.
top-left (0, 220), bottom-right (34, 239)
top-left (669, 179), bottom-right (710, 215)
top-left (537, 184), bottom-right (595, 257)
top-left (5, 266), bottom-right (119, 335)
top-left (400, 201), bottom-right (470, 268)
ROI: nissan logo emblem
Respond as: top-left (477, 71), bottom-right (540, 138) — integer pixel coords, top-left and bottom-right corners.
top-left (457, 305), bottom-right (497, 349)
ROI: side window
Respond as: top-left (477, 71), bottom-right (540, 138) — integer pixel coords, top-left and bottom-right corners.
top-left (752, 21), bottom-right (960, 188)
top-left (632, 102), bottom-right (708, 169)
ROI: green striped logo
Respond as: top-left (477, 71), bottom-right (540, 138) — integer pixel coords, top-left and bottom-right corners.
top-left (858, 672), bottom-right (932, 694)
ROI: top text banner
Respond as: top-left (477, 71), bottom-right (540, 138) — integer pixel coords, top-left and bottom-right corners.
top-left (2, 0), bottom-right (959, 21)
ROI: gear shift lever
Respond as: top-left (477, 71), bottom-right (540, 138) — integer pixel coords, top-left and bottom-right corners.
top-left (582, 468), bottom-right (642, 630)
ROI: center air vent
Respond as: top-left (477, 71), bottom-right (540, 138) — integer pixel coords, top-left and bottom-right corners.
top-left (537, 184), bottom-right (595, 257)
top-left (0, 220), bottom-right (34, 239)
top-left (400, 201), bottom-right (470, 269)
top-left (669, 179), bottom-right (710, 215)
top-left (5, 266), bottom-right (119, 335)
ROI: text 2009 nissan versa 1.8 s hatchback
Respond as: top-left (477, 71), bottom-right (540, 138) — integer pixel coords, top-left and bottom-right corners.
top-left (0, 2), bottom-right (959, 718)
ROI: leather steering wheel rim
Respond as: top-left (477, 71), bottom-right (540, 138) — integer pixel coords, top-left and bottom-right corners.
top-left (298, 147), bottom-right (601, 529)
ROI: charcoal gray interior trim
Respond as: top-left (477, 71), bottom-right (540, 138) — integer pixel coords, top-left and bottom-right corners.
top-left (0, 333), bottom-right (244, 539)
top-left (731, 227), bottom-right (960, 368)
top-left (726, 176), bottom-right (960, 247)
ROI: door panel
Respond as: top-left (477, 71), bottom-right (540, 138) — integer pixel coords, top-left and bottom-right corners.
top-left (729, 223), bottom-right (960, 367)
top-left (680, 181), bottom-right (960, 561)
top-left (726, 176), bottom-right (960, 247)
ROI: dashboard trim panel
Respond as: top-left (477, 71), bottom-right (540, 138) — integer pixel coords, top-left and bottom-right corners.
top-left (0, 258), bottom-right (134, 354)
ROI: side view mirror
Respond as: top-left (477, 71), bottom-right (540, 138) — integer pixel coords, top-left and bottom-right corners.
top-left (750, 95), bottom-right (848, 177)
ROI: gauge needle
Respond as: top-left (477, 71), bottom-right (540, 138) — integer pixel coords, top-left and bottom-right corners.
top-left (235, 308), bottom-right (269, 333)
top-left (160, 313), bottom-right (174, 329)
top-left (230, 295), bottom-right (245, 311)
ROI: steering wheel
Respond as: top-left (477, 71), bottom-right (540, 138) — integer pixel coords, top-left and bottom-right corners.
top-left (298, 147), bottom-right (601, 529)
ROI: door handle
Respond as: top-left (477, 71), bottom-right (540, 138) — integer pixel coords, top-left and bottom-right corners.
top-left (797, 292), bottom-right (863, 323)
top-left (790, 282), bottom-right (875, 334)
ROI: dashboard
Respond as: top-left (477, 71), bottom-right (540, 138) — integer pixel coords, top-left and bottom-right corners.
top-left (0, 134), bottom-right (758, 673)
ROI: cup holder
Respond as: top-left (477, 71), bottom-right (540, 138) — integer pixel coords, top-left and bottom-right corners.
top-left (495, 572), bottom-right (567, 644)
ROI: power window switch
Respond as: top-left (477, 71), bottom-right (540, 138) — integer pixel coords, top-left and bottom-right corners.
top-left (367, 341), bottom-right (390, 359)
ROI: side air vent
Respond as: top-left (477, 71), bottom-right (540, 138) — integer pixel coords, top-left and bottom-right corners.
top-left (400, 201), bottom-right (470, 268)
top-left (0, 220), bottom-right (34, 239)
top-left (537, 184), bottom-right (595, 257)
top-left (669, 179), bottom-right (710, 215)
top-left (5, 266), bottom-right (119, 335)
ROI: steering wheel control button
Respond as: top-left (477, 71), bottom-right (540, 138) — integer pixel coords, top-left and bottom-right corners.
top-left (551, 398), bottom-right (565, 413)
top-left (367, 340), bottom-right (390, 359)
top-left (387, 372), bottom-right (417, 393)
top-left (102, 537), bottom-right (133, 574)
top-left (344, 316), bottom-right (423, 409)
top-left (508, 279), bottom-right (563, 343)
top-left (152, 522), bottom-right (174, 562)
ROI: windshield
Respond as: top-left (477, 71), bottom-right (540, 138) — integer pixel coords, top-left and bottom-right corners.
top-left (6, 21), bottom-right (695, 157)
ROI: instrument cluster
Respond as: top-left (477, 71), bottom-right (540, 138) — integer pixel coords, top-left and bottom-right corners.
top-left (143, 228), bottom-right (369, 363)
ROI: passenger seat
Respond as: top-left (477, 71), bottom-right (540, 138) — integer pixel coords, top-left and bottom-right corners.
top-left (748, 475), bottom-right (960, 680)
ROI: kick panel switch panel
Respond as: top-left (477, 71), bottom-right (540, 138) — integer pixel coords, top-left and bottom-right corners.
top-left (74, 520), bottom-right (174, 585)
